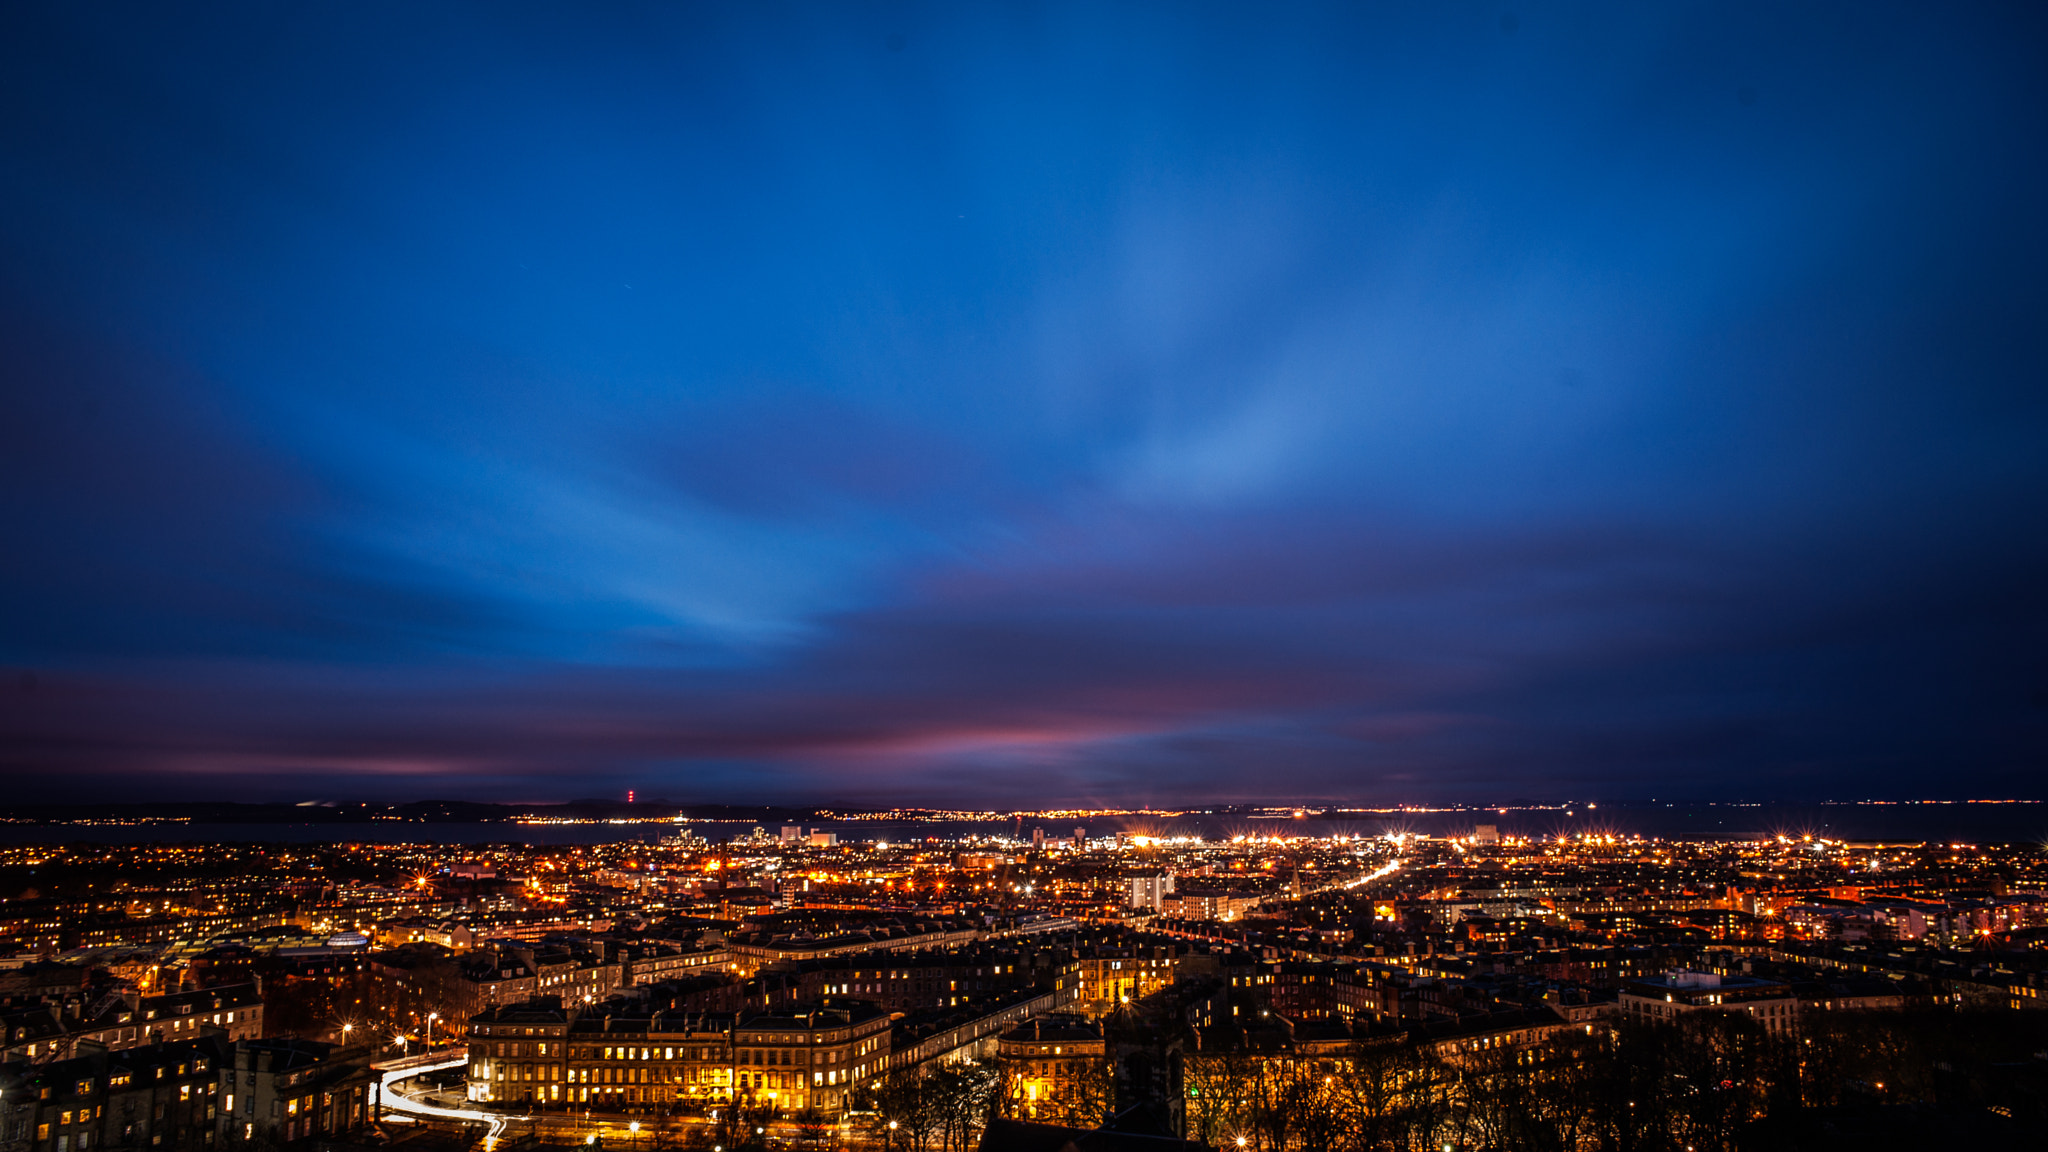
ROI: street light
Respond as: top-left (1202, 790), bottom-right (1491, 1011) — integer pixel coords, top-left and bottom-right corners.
top-left (427, 1013), bottom-right (440, 1047)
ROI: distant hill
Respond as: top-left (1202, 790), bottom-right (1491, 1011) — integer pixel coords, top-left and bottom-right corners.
top-left (0, 799), bottom-right (827, 824)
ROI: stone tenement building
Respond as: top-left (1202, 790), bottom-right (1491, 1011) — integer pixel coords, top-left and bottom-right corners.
top-left (794, 944), bottom-right (1079, 1012)
top-left (467, 997), bottom-right (891, 1113)
top-left (2, 985), bottom-right (264, 1065)
top-left (0, 1034), bottom-right (374, 1152)
top-left (994, 1015), bottom-right (1106, 1122)
top-left (1619, 970), bottom-right (1799, 1036)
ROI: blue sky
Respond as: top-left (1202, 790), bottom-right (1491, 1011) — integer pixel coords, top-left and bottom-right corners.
top-left (2, 2), bottom-right (2045, 805)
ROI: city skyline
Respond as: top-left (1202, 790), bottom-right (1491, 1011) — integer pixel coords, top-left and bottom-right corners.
top-left (2, 804), bottom-right (2045, 1149)
top-left (4, 3), bottom-right (2047, 806)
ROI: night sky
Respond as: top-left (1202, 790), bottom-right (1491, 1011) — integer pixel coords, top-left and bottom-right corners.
top-left (3, 3), bottom-right (2046, 807)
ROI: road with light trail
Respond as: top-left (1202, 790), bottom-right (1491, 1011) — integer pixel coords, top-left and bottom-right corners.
top-left (377, 1053), bottom-right (527, 1141)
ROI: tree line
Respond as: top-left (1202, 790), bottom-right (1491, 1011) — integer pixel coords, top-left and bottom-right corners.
top-left (832, 1006), bottom-right (2048, 1151)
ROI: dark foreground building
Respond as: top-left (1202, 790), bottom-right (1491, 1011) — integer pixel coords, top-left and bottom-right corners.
top-left (0, 1034), bottom-right (375, 1152)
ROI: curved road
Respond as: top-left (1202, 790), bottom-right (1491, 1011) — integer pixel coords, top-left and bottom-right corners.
top-left (379, 1054), bottom-right (528, 1141)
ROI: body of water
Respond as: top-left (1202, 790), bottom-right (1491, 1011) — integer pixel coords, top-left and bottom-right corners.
top-left (0, 803), bottom-right (2041, 846)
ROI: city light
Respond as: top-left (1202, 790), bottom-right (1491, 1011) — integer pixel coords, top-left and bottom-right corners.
top-left (0, 802), bottom-right (2033, 1149)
